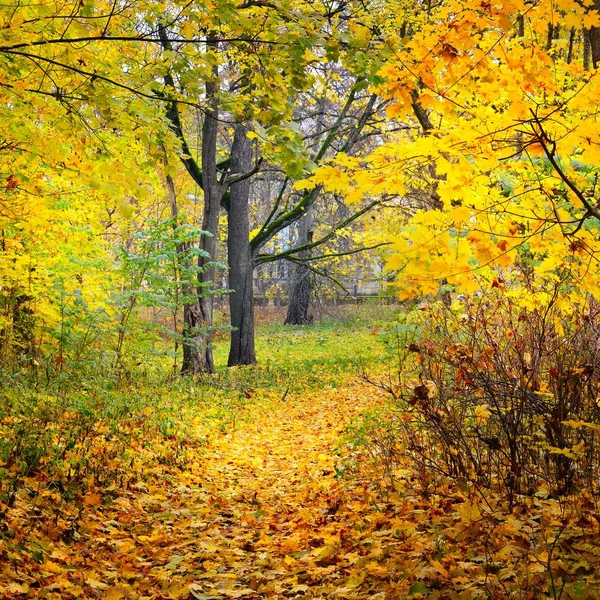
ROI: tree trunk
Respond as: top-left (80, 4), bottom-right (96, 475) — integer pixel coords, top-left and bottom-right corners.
top-left (181, 301), bottom-right (206, 374)
top-left (160, 26), bottom-right (221, 375)
top-left (590, 21), bottom-right (600, 69)
top-left (194, 66), bottom-right (221, 374)
top-left (165, 168), bottom-right (197, 375)
top-left (285, 206), bottom-right (314, 325)
top-left (227, 122), bottom-right (256, 366)
top-left (285, 262), bottom-right (313, 325)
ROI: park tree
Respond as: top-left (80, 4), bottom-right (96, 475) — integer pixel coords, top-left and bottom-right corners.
top-left (0, 0), bottom-right (226, 369)
top-left (300, 0), bottom-right (600, 303)
top-left (0, 0), bottom-right (162, 364)
top-left (281, 64), bottom-right (383, 325)
top-left (156, 8), bottom-right (316, 369)
top-left (158, 0), bottom-right (401, 367)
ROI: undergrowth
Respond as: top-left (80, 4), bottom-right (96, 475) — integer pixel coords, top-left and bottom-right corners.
top-left (0, 305), bottom-right (387, 511)
top-left (343, 288), bottom-right (600, 598)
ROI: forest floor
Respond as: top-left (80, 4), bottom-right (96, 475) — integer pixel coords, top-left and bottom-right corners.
top-left (4, 379), bottom-right (392, 599)
top-left (2, 308), bottom-right (600, 599)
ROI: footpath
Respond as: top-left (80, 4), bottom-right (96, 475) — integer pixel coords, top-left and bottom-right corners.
top-left (3, 380), bottom-right (414, 599)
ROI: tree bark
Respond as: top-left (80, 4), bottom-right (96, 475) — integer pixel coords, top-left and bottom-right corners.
top-left (227, 122), bottom-right (256, 366)
top-left (589, 8), bottom-right (600, 69)
top-left (181, 302), bottom-right (206, 374)
top-left (160, 25), bottom-right (221, 374)
top-left (194, 56), bottom-right (221, 374)
top-left (285, 207), bottom-right (314, 325)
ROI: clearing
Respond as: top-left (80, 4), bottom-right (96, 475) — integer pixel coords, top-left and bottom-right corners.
top-left (3, 311), bottom-right (600, 599)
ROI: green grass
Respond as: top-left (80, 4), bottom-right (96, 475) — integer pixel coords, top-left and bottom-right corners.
top-left (211, 303), bottom-right (394, 391)
top-left (0, 303), bottom-right (397, 504)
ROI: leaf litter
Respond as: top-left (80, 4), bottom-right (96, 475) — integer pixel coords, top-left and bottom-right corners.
top-left (2, 374), bottom-right (600, 599)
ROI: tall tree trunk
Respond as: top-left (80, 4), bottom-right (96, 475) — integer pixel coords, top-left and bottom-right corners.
top-left (285, 206), bottom-right (314, 325)
top-left (589, 1), bottom-right (600, 69)
top-left (164, 168), bottom-right (188, 375)
top-left (194, 58), bottom-right (221, 374)
top-left (227, 122), bottom-right (256, 366)
top-left (160, 26), bottom-right (222, 374)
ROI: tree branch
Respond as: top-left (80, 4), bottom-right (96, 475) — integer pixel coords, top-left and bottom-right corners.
top-left (254, 198), bottom-right (383, 264)
top-left (255, 242), bottom-right (390, 265)
top-left (4, 49), bottom-right (187, 106)
top-left (250, 186), bottom-right (320, 251)
top-left (0, 35), bottom-right (295, 52)
top-left (223, 157), bottom-right (263, 186)
top-left (158, 25), bottom-right (205, 189)
top-left (530, 110), bottom-right (600, 221)
top-left (250, 79), bottom-right (379, 252)
top-left (285, 258), bottom-right (354, 296)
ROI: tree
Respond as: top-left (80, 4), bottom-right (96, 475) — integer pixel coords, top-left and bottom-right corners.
top-left (285, 206), bottom-right (315, 325)
top-left (0, 0), bottom-right (190, 368)
top-left (159, 27), bottom-right (225, 373)
top-left (158, 1), bottom-right (390, 366)
top-left (284, 69), bottom-right (379, 325)
top-left (227, 121), bottom-right (257, 366)
top-left (302, 0), bottom-right (600, 302)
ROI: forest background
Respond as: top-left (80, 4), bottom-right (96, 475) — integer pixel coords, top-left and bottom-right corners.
top-left (2, 0), bottom-right (600, 597)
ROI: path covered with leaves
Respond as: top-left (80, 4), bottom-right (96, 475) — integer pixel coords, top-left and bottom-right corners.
top-left (3, 379), bottom-right (395, 599)
top-left (4, 359), bottom-right (600, 598)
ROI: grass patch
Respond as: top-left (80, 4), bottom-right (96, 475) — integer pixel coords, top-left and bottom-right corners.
top-left (0, 304), bottom-right (394, 508)
top-left (212, 304), bottom-right (392, 391)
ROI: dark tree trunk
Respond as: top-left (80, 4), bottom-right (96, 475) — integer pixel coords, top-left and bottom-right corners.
top-left (590, 26), bottom-right (600, 69)
top-left (584, 28), bottom-right (591, 70)
top-left (567, 27), bottom-right (575, 64)
top-left (227, 122), bottom-right (256, 366)
top-left (181, 302), bottom-right (206, 374)
top-left (160, 26), bottom-right (221, 375)
top-left (285, 263), bottom-right (313, 325)
top-left (194, 64), bottom-right (222, 374)
top-left (588, 0), bottom-right (600, 69)
top-left (285, 207), bottom-right (314, 325)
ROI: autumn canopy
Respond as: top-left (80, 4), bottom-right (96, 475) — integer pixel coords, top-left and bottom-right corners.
top-left (1, 0), bottom-right (600, 597)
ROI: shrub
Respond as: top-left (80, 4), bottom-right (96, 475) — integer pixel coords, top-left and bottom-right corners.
top-left (366, 283), bottom-right (600, 507)
top-left (0, 368), bottom-right (211, 509)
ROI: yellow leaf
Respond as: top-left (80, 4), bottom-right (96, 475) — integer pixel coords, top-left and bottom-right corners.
top-left (86, 577), bottom-right (108, 590)
top-left (105, 588), bottom-right (126, 600)
top-left (425, 380), bottom-right (438, 399)
top-left (6, 583), bottom-right (29, 595)
top-left (221, 589), bottom-right (256, 598)
top-left (583, 12), bottom-right (600, 27)
top-left (430, 559), bottom-right (448, 577)
top-left (457, 500), bottom-right (481, 523)
top-left (292, 179), bottom-right (316, 191)
top-left (474, 404), bottom-right (491, 425)
top-left (83, 492), bottom-right (102, 506)
top-left (117, 198), bottom-right (133, 219)
top-left (41, 561), bottom-right (64, 574)
top-left (366, 561), bottom-right (389, 577)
